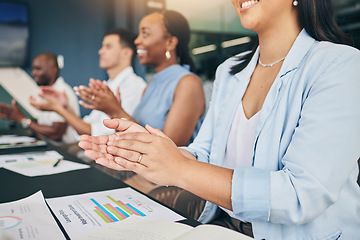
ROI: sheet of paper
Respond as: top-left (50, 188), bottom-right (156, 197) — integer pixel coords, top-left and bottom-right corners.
top-left (0, 150), bottom-right (62, 168)
top-left (176, 224), bottom-right (254, 240)
top-left (0, 191), bottom-right (65, 240)
top-left (0, 150), bottom-right (90, 176)
top-left (75, 215), bottom-right (254, 240)
top-left (0, 135), bottom-right (47, 150)
top-left (3, 159), bottom-right (90, 177)
top-left (76, 215), bottom-right (193, 240)
top-left (46, 187), bottom-right (185, 239)
top-left (0, 135), bottom-right (36, 144)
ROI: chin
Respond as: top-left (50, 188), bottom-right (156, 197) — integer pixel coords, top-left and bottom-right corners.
top-left (99, 63), bottom-right (108, 69)
top-left (239, 18), bottom-right (258, 32)
top-left (138, 59), bottom-right (148, 66)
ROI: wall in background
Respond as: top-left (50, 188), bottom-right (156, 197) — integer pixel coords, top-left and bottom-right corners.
top-left (1, 0), bottom-right (119, 117)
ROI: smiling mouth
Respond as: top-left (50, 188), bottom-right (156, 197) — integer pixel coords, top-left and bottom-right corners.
top-left (241, 0), bottom-right (259, 9)
top-left (137, 49), bottom-right (147, 55)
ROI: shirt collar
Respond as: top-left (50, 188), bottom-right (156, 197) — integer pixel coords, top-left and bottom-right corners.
top-left (52, 76), bottom-right (65, 88)
top-left (234, 29), bottom-right (316, 81)
top-left (278, 29), bottom-right (316, 78)
top-left (107, 66), bottom-right (134, 88)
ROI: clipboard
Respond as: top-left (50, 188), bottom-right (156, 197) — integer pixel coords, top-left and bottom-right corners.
top-left (0, 67), bottom-right (40, 119)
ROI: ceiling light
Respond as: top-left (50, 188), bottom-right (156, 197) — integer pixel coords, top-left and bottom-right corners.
top-left (192, 44), bottom-right (217, 55)
top-left (221, 36), bottom-right (251, 48)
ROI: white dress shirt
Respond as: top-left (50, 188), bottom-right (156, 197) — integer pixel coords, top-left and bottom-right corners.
top-left (37, 77), bottom-right (80, 143)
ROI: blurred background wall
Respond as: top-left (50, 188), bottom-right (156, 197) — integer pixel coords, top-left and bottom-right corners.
top-left (0, 0), bottom-right (359, 125)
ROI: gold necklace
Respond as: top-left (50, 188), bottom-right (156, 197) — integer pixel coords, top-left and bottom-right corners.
top-left (258, 57), bottom-right (285, 67)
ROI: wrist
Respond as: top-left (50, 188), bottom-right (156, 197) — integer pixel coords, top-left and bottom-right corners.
top-left (108, 106), bottom-right (123, 119)
top-left (174, 156), bottom-right (194, 189)
top-left (54, 103), bottom-right (64, 113)
top-left (21, 118), bottom-right (32, 128)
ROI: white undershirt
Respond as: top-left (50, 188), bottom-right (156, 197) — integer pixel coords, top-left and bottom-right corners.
top-left (223, 100), bottom-right (260, 168)
top-left (221, 100), bottom-right (260, 218)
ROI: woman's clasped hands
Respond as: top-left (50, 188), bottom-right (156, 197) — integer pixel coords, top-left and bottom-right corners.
top-left (78, 118), bottom-right (189, 186)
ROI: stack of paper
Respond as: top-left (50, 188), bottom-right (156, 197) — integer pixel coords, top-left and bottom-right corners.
top-left (0, 134), bottom-right (47, 150)
top-left (0, 150), bottom-right (89, 176)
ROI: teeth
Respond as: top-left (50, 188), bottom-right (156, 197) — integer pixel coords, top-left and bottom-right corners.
top-left (137, 49), bottom-right (147, 55)
top-left (241, 0), bottom-right (258, 8)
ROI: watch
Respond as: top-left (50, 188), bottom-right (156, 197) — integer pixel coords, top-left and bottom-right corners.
top-left (21, 118), bottom-right (32, 128)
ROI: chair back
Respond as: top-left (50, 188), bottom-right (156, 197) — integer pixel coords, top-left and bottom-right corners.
top-left (174, 190), bottom-right (206, 220)
top-left (148, 186), bottom-right (183, 208)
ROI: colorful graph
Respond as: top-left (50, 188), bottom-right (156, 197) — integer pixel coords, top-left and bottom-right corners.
top-left (91, 195), bottom-right (146, 223)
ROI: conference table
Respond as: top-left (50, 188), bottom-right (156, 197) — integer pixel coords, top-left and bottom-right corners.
top-left (0, 128), bottom-right (200, 239)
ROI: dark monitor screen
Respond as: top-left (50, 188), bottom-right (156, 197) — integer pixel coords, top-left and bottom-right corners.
top-left (0, 2), bottom-right (29, 67)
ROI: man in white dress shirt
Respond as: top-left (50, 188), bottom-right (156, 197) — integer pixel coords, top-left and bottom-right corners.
top-left (0, 52), bottom-right (80, 144)
top-left (30, 28), bottom-right (146, 137)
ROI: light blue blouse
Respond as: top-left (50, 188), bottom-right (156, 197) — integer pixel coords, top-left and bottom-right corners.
top-left (184, 30), bottom-right (360, 239)
top-left (132, 64), bottom-right (204, 144)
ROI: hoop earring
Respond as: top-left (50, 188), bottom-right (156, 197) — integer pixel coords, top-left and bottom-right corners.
top-left (165, 50), bottom-right (171, 60)
top-left (293, 0), bottom-right (298, 6)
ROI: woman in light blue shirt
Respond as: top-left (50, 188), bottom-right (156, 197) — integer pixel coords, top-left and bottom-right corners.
top-left (79, 0), bottom-right (360, 239)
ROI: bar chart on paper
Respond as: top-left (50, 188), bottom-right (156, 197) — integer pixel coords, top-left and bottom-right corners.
top-left (46, 187), bottom-right (184, 239)
top-left (91, 195), bottom-right (147, 223)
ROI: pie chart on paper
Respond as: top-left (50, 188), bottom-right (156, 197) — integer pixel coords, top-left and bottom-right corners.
top-left (0, 216), bottom-right (23, 230)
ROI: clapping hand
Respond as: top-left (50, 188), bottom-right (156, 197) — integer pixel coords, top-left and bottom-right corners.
top-left (0, 100), bottom-right (25, 122)
top-left (78, 118), bottom-right (188, 186)
top-left (30, 87), bottom-right (68, 112)
top-left (78, 118), bottom-right (149, 170)
top-left (40, 86), bottom-right (69, 108)
top-left (74, 78), bottom-right (123, 117)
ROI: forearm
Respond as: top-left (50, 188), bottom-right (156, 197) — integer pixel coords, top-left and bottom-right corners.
top-left (29, 122), bottom-right (65, 141)
top-left (164, 122), bottom-right (197, 146)
top-left (56, 106), bottom-right (91, 135)
top-left (176, 157), bottom-right (233, 210)
top-left (162, 104), bottom-right (204, 146)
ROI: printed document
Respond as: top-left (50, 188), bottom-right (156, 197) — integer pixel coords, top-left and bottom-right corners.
top-left (0, 150), bottom-right (89, 176)
top-left (0, 135), bottom-right (46, 150)
top-left (46, 187), bottom-right (185, 239)
top-left (0, 191), bottom-right (65, 239)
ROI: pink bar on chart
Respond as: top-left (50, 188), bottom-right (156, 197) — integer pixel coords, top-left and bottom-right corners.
top-left (105, 204), bottom-right (127, 219)
top-left (95, 206), bottom-right (115, 222)
top-left (117, 200), bottom-right (141, 216)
